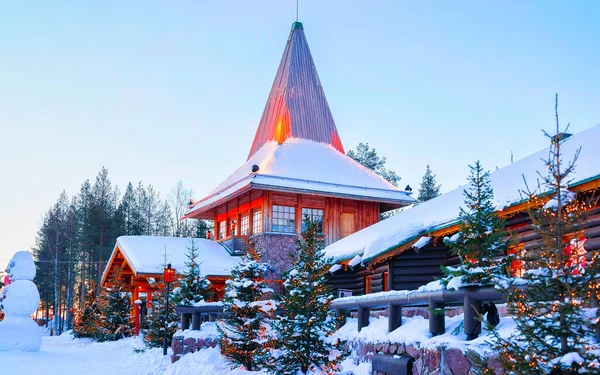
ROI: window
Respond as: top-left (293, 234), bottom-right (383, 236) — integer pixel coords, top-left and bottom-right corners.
top-left (272, 205), bottom-right (295, 233)
top-left (252, 210), bottom-right (262, 234)
top-left (383, 272), bottom-right (389, 292)
top-left (301, 208), bottom-right (323, 234)
top-left (218, 221), bottom-right (226, 239)
top-left (240, 213), bottom-right (249, 236)
top-left (364, 275), bottom-right (372, 294)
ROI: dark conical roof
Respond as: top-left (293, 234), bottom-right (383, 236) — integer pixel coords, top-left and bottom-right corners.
top-left (248, 22), bottom-right (344, 159)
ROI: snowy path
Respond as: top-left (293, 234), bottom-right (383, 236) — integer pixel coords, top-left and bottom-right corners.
top-left (0, 334), bottom-right (170, 375)
top-left (0, 333), bottom-right (368, 375)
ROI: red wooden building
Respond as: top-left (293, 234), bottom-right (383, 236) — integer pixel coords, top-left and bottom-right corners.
top-left (184, 22), bottom-right (414, 274)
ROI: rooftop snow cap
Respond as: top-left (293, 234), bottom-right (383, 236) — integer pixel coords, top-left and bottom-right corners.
top-left (248, 21), bottom-right (344, 159)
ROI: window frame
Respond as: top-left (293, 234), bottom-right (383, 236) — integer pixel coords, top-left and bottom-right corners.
top-left (301, 207), bottom-right (324, 235)
top-left (240, 213), bottom-right (249, 236)
top-left (252, 210), bottom-right (263, 235)
top-left (218, 220), bottom-right (227, 239)
top-left (272, 205), bottom-right (296, 233)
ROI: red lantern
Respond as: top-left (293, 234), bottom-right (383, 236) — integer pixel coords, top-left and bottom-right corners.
top-left (164, 263), bottom-right (175, 283)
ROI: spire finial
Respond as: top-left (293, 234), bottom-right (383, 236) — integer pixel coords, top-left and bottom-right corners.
top-left (296, 0), bottom-right (299, 21)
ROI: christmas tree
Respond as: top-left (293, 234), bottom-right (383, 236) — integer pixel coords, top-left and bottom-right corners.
top-left (97, 267), bottom-right (134, 341)
top-left (218, 241), bottom-right (277, 371)
top-left (143, 251), bottom-right (180, 348)
top-left (487, 96), bottom-right (600, 374)
top-left (172, 239), bottom-right (213, 306)
top-left (442, 161), bottom-right (508, 288)
top-left (269, 218), bottom-right (346, 375)
top-left (417, 165), bottom-right (441, 203)
top-left (143, 282), bottom-right (179, 348)
top-left (72, 280), bottom-right (102, 339)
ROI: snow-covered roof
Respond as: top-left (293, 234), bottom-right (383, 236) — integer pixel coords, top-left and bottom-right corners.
top-left (103, 236), bottom-right (240, 281)
top-left (185, 138), bottom-right (414, 217)
top-left (324, 123), bottom-right (600, 264)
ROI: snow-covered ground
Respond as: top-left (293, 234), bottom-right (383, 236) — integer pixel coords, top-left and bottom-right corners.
top-left (0, 332), bottom-right (369, 375)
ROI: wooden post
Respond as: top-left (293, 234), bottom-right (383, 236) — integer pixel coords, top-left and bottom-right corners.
top-left (358, 305), bottom-right (370, 331)
top-left (191, 312), bottom-right (201, 330)
top-left (464, 294), bottom-right (482, 340)
top-left (181, 313), bottom-right (190, 331)
top-left (388, 303), bottom-right (402, 332)
top-left (429, 299), bottom-right (445, 336)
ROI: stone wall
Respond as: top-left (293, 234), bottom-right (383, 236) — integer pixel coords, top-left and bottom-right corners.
top-left (350, 339), bottom-right (502, 375)
top-left (252, 232), bottom-right (298, 275)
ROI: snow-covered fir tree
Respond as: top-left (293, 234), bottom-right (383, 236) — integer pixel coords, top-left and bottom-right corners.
top-left (143, 252), bottom-right (179, 348)
top-left (486, 98), bottom-right (600, 375)
top-left (442, 161), bottom-right (508, 288)
top-left (97, 267), bottom-right (134, 341)
top-left (347, 142), bottom-right (400, 186)
top-left (172, 240), bottom-right (212, 306)
top-left (218, 242), bottom-right (277, 371)
top-left (269, 219), bottom-right (346, 375)
top-left (143, 281), bottom-right (179, 348)
top-left (72, 280), bottom-right (102, 339)
top-left (417, 165), bottom-right (441, 203)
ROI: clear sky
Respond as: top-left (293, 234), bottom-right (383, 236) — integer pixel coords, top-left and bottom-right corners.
top-left (1, 1), bottom-right (599, 267)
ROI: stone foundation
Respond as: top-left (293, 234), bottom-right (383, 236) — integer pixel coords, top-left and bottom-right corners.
top-left (170, 336), bottom-right (218, 363)
top-left (349, 339), bottom-right (502, 375)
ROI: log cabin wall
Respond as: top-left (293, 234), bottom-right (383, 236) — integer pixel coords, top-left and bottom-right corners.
top-left (327, 263), bottom-right (389, 297)
top-left (388, 241), bottom-right (457, 291)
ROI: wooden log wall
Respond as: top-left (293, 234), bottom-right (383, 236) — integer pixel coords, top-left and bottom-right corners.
top-left (327, 263), bottom-right (388, 296)
top-left (389, 241), bottom-right (456, 291)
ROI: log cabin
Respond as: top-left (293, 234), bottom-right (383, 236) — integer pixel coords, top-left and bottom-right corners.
top-left (101, 236), bottom-right (240, 316)
top-left (183, 21), bottom-right (415, 276)
top-left (325, 124), bottom-right (600, 297)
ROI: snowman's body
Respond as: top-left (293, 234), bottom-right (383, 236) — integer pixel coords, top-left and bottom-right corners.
top-left (0, 251), bottom-right (42, 352)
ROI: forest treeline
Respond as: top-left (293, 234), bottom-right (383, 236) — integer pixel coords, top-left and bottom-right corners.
top-left (32, 167), bottom-right (209, 333)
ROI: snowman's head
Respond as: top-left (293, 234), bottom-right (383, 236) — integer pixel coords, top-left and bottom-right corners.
top-left (5, 251), bottom-right (36, 281)
top-left (1, 280), bottom-right (40, 316)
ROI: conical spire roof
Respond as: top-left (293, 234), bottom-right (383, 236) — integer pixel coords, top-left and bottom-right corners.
top-left (248, 21), bottom-right (344, 159)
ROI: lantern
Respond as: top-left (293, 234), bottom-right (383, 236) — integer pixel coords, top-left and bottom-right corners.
top-left (164, 263), bottom-right (175, 283)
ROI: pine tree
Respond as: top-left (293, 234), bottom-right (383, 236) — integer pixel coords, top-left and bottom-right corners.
top-left (442, 161), bottom-right (508, 288)
top-left (143, 282), bottom-right (179, 348)
top-left (488, 96), bottom-right (600, 374)
top-left (269, 219), bottom-right (346, 375)
top-left (347, 142), bottom-right (400, 186)
top-left (172, 240), bottom-right (213, 306)
top-left (72, 280), bottom-right (102, 339)
top-left (97, 267), bottom-right (133, 341)
top-left (218, 242), bottom-right (277, 371)
top-left (417, 165), bottom-right (441, 203)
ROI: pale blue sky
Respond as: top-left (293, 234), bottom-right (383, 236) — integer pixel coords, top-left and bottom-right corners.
top-left (1, 1), bottom-right (599, 265)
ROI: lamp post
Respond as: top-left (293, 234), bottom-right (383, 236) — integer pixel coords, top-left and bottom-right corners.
top-left (163, 263), bottom-right (175, 356)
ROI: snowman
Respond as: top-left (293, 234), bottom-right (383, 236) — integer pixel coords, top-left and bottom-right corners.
top-left (0, 251), bottom-right (42, 352)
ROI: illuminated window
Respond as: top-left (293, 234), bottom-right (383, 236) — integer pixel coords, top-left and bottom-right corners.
top-left (272, 205), bottom-right (295, 233)
top-left (301, 208), bottom-right (323, 234)
top-left (240, 213), bottom-right (249, 236)
top-left (252, 210), bottom-right (262, 234)
top-left (383, 272), bottom-right (389, 292)
top-left (364, 275), bottom-right (372, 294)
top-left (219, 221), bottom-right (226, 239)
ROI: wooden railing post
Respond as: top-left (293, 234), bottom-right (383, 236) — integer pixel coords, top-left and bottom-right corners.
top-left (464, 293), bottom-right (482, 340)
top-left (388, 303), bottom-right (402, 332)
top-left (191, 312), bottom-right (201, 330)
top-left (181, 313), bottom-right (191, 331)
top-left (358, 305), bottom-right (370, 331)
top-left (429, 299), bottom-right (445, 336)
